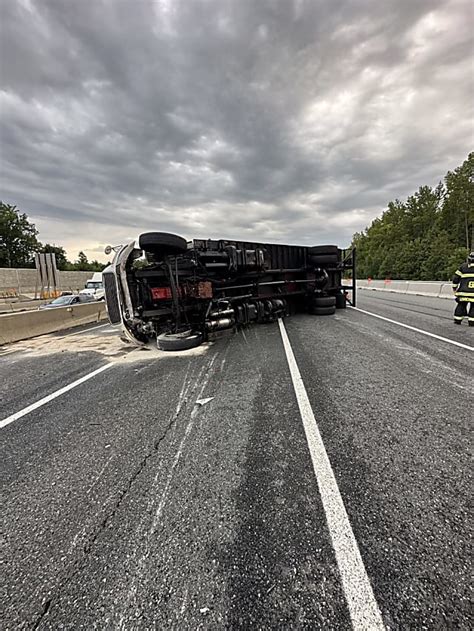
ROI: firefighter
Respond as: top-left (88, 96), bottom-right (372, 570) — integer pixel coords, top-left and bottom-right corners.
top-left (452, 252), bottom-right (474, 326)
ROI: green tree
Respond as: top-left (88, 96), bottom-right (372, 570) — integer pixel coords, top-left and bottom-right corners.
top-left (352, 154), bottom-right (472, 280)
top-left (75, 251), bottom-right (90, 271)
top-left (89, 259), bottom-right (106, 272)
top-left (437, 152), bottom-right (474, 250)
top-left (71, 252), bottom-right (106, 272)
top-left (0, 202), bottom-right (41, 267)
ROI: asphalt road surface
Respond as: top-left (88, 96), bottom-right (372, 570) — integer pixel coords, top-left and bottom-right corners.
top-left (1, 291), bottom-right (472, 629)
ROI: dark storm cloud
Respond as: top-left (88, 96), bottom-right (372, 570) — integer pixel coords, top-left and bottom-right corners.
top-left (1, 0), bottom-right (473, 257)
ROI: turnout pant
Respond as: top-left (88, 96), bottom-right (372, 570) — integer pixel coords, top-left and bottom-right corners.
top-left (454, 300), bottom-right (474, 323)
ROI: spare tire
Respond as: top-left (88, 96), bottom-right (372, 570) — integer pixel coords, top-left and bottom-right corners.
top-left (311, 295), bottom-right (336, 308)
top-left (139, 232), bottom-right (188, 257)
top-left (157, 330), bottom-right (203, 351)
top-left (308, 245), bottom-right (338, 256)
top-left (309, 254), bottom-right (338, 266)
top-left (309, 305), bottom-right (336, 316)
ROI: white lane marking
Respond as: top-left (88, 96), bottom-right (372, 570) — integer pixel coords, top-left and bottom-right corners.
top-left (0, 363), bottom-right (114, 429)
top-left (349, 306), bottom-right (473, 352)
top-left (65, 323), bottom-right (110, 337)
top-left (278, 319), bottom-right (385, 630)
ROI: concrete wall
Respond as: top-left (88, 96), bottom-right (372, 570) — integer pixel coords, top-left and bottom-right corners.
top-left (0, 302), bottom-right (108, 345)
top-left (0, 268), bottom-right (93, 297)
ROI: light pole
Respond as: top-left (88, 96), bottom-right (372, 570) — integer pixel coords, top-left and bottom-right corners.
top-left (464, 208), bottom-right (470, 251)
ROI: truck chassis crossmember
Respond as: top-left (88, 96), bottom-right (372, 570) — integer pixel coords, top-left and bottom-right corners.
top-left (103, 232), bottom-right (356, 350)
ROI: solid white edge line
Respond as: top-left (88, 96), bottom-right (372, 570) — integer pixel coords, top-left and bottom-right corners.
top-left (278, 318), bottom-right (385, 631)
top-left (0, 363), bottom-right (114, 429)
top-left (349, 306), bottom-right (473, 351)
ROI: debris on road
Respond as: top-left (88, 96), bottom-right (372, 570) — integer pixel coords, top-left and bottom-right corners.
top-left (196, 397), bottom-right (214, 406)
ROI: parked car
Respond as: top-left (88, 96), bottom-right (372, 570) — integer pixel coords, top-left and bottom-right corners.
top-left (39, 294), bottom-right (96, 309)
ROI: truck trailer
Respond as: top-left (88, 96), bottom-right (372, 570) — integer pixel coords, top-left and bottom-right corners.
top-left (103, 232), bottom-right (356, 350)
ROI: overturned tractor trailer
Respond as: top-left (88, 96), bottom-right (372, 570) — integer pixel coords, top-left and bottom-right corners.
top-left (103, 232), bottom-right (356, 351)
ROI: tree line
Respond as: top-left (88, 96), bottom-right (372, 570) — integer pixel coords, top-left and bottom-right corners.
top-left (0, 202), bottom-right (107, 272)
top-left (352, 153), bottom-right (473, 280)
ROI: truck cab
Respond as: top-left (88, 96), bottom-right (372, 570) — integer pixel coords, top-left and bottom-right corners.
top-left (80, 272), bottom-right (105, 301)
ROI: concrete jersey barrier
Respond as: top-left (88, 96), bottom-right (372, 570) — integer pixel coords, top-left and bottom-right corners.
top-left (357, 280), bottom-right (454, 299)
top-left (0, 302), bottom-right (108, 345)
top-left (0, 299), bottom-right (50, 313)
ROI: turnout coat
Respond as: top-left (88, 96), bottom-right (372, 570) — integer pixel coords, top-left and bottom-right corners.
top-left (452, 262), bottom-right (474, 302)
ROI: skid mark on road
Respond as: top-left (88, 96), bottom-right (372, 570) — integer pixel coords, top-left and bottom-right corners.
top-left (117, 353), bottom-right (219, 628)
top-left (278, 319), bottom-right (385, 631)
top-left (86, 454), bottom-right (115, 495)
top-left (30, 351), bottom-right (218, 630)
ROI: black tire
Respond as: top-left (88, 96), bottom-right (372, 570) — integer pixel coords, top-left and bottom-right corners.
top-left (335, 292), bottom-right (347, 309)
top-left (309, 253), bottom-right (338, 266)
top-left (157, 330), bottom-right (203, 351)
top-left (309, 305), bottom-right (336, 315)
top-left (308, 245), bottom-right (338, 256)
top-left (311, 295), bottom-right (336, 308)
top-left (139, 232), bottom-right (188, 257)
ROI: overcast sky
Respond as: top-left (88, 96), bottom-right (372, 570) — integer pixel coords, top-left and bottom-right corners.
top-left (1, 0), bottom-right (473, 261)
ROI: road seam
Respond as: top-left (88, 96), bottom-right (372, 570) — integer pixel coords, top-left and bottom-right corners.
top-left (349, 306), bottom-right (473, 351)
top-left (0, 363), bottom-right (114, 429)
top-left (278, 318), bottom-right (385, 631)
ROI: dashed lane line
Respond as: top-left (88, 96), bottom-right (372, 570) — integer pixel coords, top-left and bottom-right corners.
top-left (349, 306), bottom-right (473, 351)
top-left (0, 363), bottom-right (114, 429)
top-left (278, 318), bottom-right (385, 631)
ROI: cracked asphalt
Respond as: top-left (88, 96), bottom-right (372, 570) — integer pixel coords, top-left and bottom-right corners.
top-left (1, 291), bottom-right (472, 629)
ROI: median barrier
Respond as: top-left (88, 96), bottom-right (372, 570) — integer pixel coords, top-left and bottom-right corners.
top-left (0, 302), bottom-right (108, 345)
top-left (0, 299), bottom-right (49, 313)
top-left (357, 280), bottom-right (455, 300)
top-left (406, 282), bottom-right (444, 297)
top-left (364, 280), bottom-right (385, 290)
top-left (439, 283), bottom-right (455, 299)
top-left (388, 281), bottom-right (409, 294)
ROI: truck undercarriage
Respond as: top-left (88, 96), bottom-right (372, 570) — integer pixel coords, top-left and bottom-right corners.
top-left (103, 232), bottom-right (356, 350)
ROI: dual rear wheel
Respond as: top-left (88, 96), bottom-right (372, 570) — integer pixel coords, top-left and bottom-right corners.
top-left (309, 295), bottom-right (336, 315)
top-left (308, 292), bottom-right (346, 315)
